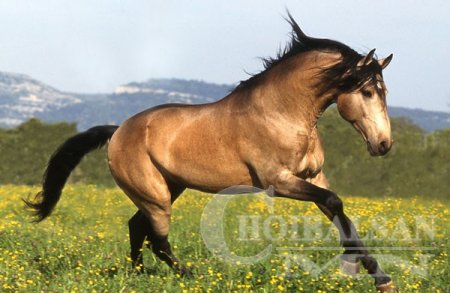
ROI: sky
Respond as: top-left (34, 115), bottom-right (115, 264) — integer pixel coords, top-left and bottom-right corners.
top-left (0, 0), bottom-right (449, 112)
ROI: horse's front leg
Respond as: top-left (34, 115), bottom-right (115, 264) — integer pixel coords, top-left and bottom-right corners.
top-left (270, 171), bottom-right (397, 292)
top-left (310, 172), bottom-right (361, 274)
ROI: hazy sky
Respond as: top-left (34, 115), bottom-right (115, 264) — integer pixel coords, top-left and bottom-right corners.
top-left (0, 1), bottom-right (449, 112)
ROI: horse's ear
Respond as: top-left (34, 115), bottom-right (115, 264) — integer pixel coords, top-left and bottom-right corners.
top-left (358, 49), bottom-right (376, 66)
top-left (378, 54), bottom-right (393, 69)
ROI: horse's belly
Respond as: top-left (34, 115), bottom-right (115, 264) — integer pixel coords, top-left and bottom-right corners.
top-left (155, 143), bottom-right (254, 192)
top-left (166, 162), bottom-right (254, 193)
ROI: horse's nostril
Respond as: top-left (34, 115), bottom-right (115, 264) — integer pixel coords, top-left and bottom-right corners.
top-left (379, 140), bottom-right (389, 153)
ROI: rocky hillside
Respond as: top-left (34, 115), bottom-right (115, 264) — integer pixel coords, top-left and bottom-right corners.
top-left (0, 72), bottom-right (81, 126)
top-left (0, 71), bottom-right (448, 131)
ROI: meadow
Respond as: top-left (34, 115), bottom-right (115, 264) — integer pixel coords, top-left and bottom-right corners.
top-left (0, 185), bottom-right (449, 292)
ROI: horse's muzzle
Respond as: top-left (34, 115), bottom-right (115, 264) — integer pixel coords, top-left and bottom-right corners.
top-left (367, 139), bottom-right (393, 156)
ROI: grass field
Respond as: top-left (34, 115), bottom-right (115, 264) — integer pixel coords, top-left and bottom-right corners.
top-left (0, 185), bottom-right (449, 292)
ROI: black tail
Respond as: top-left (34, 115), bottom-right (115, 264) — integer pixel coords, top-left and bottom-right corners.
top-left (24, 125), bottom-right (119, 222)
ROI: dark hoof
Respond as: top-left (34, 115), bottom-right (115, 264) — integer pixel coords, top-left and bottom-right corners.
top-left (131, 264), bottom-right (146, 274)
top-left (131, 261), bottom-right (157, 275)
top-left (376, 281), bottom-right (398, 293)
top-left (130, 265), bottom-right (159, 276)
top-left (178, 265), bottom-right (194, 278)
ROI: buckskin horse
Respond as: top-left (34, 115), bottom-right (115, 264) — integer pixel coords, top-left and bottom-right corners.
top-left (26, 14), bottom-right (396, 292)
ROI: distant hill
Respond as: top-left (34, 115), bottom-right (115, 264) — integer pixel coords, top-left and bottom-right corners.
top-left (387, 107), bottom-right (450, 132)
top-left (0, 71), bottom-right (448, 131)
top-left (0, 72), bottom-right (81, 126)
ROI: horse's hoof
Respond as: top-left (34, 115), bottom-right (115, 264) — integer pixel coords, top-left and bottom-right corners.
top-left (130, 264), bottom-right (146, 274)
top-left (340, 257), bottom-right (360, 275)
top-left (178, 265), bottom-right (194, 278)
top-left (376, 281), bottom-right (398, 293)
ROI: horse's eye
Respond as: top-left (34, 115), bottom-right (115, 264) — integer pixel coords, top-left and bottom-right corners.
top-left (361, 89), bottom-right (372, 98)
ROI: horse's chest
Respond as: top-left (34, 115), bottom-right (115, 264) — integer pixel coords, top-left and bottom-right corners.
top-left (296, 133), bottom-right (324, 179)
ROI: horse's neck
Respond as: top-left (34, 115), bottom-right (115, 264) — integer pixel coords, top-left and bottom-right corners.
top-left (246, 62), bottom-right (334, 131)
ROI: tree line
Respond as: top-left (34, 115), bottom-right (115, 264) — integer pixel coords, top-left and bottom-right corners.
top-left (0, 111), bottom-right (448, 200)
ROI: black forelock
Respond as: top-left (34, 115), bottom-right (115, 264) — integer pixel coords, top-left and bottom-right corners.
top-left (317, 54), bottom-right (384, 96)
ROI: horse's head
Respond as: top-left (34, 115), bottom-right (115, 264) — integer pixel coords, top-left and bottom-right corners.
top-left (335, 49), bottom-right (393, 156)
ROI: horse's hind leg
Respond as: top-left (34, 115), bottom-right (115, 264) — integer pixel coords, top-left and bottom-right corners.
top-left (128, 185), bottom-right (185, 273)
top-left (128, 210), bottom-right (148, 271)
top-left (110, 144), bottom-right (188, 275)
top-left (124, 189), bottom-right (186, 274)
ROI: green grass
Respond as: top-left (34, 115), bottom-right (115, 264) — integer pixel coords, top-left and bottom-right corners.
top-left (0, 185), bottom-right (449, 292)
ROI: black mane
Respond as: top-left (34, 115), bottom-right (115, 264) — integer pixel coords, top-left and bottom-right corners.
top-left (235, 13), bottom-right (383, 95)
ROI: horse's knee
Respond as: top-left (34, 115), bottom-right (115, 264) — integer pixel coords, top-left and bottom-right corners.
top-left (325, 195), bottom-right (343, 214)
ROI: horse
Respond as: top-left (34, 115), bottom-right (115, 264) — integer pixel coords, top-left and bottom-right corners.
top-left (25, 14), bottom-right (396, 292)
